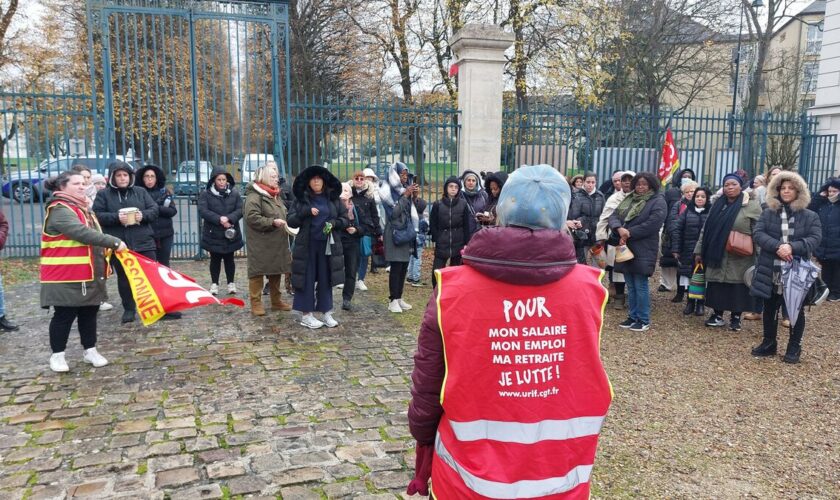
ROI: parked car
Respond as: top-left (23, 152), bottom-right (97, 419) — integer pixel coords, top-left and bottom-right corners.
top-left (173, 160), bottom-right (213, 197)
top-left (239, 153), bottom-right (275, 185)
top-left (2, 155), bottom-right (139, 203)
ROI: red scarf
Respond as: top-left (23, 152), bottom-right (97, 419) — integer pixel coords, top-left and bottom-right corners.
top-left (52, 191), bottom-right (100, 229)
top-left (256, 182), bottom-right (280, 198)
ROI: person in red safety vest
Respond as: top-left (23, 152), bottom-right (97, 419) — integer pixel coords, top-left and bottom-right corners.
top-left (407, 164), bottom-right (613, 499)
top-left (40, 171), bottom-right (127, 373)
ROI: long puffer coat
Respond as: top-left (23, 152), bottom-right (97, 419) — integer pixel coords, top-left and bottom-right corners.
top-left (608, 194), bottom-right (668, 276)
top-left (812, 189), bottom-right (840, 262)
top-left (751, 172), bottom-right (822, 300)
top-left (93, 162), bottom-right (159, 253)
top-left (670, 206), bottom-right (708, 277)
top-left (136, 164), bottom-right (177, 240)
top-left (430, 191), bottom-right (470, 260)
top-left (198, 167), bottom-right (244, 254)
top-left (286, 166), bottom-right (349, 289)
top-left (243, 182), bottom-right (292, 278)
top-left (568, 189), bottom-right (605, 247)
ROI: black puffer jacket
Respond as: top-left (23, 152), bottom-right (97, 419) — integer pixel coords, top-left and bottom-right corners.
top-left (340, 181), bottom-right (381, 245)
top-left (671, 206), bottom-right (708, 277)
top-left (136, 164), bottom-right (176, 240)
top-left (430, 179), bottom-right (470, 260)
top-left (663, 168), bottom-right (696, 212)
top-left (287, 165), bottom-right (349, 289)
top-left (751, 172), bottom-right (822, 300)
top-left (568, 189), bottom-right (605, 247)
top-left (811, 180), bottom-right (840, 261)
top-left (482, 171), bottom-right (508, 226)
top-left (660, 200), bottom-right (686, 267)
top-left (608, 194), bottom-right (668, 276)
top-left (93, 161), bottom-right (159, 253)
top-left (198, 167), bottom-right (244, 254)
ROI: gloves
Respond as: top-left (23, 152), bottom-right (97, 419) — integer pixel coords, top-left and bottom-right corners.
top-left (406, 443), bottom-right (434, 496)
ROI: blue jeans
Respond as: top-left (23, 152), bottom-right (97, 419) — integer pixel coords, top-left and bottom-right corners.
top-left (358, 252), bottom-right (368, 281)
top-left (0, 273), bottom-right (6, 317)
top-left (407, 235), bottom-right (424, 282)
top-left (625, 272), bottom-right (651, 324)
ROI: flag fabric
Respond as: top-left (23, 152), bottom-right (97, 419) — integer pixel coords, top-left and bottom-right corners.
top-left (449, 62), bottom-right (459, 77)
top-left (114, 250), bottom-right (244, 326)
top-left (657, 128), bottom-right (680, 187)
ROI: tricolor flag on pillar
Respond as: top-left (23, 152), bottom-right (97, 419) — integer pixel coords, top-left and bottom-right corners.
top-left (657, 128), bottom-right (680, 187)
top-left (114, 250), bottom-right (244, 326)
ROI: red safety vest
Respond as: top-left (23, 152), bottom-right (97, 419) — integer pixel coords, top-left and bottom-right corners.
top-left (431, 264), bottom-right (612, 499)
top-left (40, 201), bottom-right (100, 283)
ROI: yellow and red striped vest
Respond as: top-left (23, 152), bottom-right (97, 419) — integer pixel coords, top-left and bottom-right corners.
top-left (40, 201), bottom-right (99, 283)
top-left (431, 264), bottom-right (612, 499)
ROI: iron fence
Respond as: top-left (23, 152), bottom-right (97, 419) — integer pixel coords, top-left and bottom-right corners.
top-left (501, 105), bottom-right (837, 191)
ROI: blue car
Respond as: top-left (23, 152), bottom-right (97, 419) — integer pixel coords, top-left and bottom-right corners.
top-left (2, 156), bottom-right (140, 203)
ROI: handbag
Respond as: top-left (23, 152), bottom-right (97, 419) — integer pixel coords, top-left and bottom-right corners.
top-left (392, 204), bottom-right (417, 246)
top-left (726, 230), bottom-right (753, 256)
top-left (688, 264), bottom-right (706, 300)
top-left (614, 244), bottom-right (634, 263)
top-left (360, 235), bottom-right (373, 257)
top-left (606, 230), bottom-right (621, 247)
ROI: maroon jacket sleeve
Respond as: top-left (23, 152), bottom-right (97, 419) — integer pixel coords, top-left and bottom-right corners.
top-left (408, 292), bottom-right (446, 445)
top-left (0, 210), bottom-right (8, 251)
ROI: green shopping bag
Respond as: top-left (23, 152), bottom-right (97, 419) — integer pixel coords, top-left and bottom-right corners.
top-left (688, 264), bottom-right (705, 300)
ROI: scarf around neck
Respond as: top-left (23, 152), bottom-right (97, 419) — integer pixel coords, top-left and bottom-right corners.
top-left (701, 193), bottom-right (744, 268)
top-left (256, 182), bottom-right (279, 198)
top-left (616, 190), bottom-right (655, 222)
top-left (829, 193), bottom-right (839, 204)
top-left (52, 191), bottom-right (99, 228)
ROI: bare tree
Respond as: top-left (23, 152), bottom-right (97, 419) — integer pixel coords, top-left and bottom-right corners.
top-left (0, 0), bottom-right (19, 75)
top-left (604, 0), bottom-right (737, 115)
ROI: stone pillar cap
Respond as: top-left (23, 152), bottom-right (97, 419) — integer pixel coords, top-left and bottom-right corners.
top-left (450, 24), bottom-right (514, 59)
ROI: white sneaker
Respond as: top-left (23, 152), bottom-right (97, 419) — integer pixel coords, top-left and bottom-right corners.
top-left (323, 312), bottom-right (339, 328)
top-left (83, 347), bottom-right (109, 368)
top-left (209, 283), bottom-right (219, 295)
top-left (99, 302), bottom-right (114, 311)
top-left (49, 353), bottom-right (69, 373)
top-left (388, 300), bottom-right (403, 313)
top-left (385, 266), bottom-right (391, 273)
top-left (336, 283), bottom-right (344, 289)
top-left (356, 280), bottom-right (368, 291)
top-left (300, 314), bottom-right (324, 329)
top-left (398, 299), bottom-right (412, 310)
top-left (227, 283), bottom-right (237, 295)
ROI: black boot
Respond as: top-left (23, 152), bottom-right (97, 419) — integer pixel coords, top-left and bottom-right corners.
top-left (121, 309), bottom-right (136, 324)
top-left (694, 300), bottom-right (705, 316)
top-left (683, 299), bottom-right (695, 315)
top-left (0, 315), bottom-right (19, 331)
top-left (671, 285), bottom-right (685, 303)
top-left (783, 331), bottom-right (802, 364)
top-left (751, 339), bottom-right (777, 357)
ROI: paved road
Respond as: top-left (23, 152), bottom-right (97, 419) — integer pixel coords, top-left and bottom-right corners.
top-left (0, 260), bottom-right (418, 499)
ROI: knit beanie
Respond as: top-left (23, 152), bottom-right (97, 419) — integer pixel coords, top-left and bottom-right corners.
top-left (496, 164), bottom-right (571, 230)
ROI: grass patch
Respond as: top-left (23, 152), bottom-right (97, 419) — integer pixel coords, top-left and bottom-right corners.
top-left (0, 258), bottom-right (39, 286)
top-left (136, 461), bottom-right (147, 475)
top-left (220, 484), bottom-right (231, 500)
top-left (218, 436), bottom-right (229, 449)
top-left (275, 415), bottom-right (287, 425)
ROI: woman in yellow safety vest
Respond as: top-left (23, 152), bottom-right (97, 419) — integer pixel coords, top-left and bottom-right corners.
top-left (40, 171), bottom-right (126, 373)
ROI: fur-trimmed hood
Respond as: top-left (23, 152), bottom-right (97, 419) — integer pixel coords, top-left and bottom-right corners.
top-left (345, 180), bottom-right (376, 200)
top-left (765, 170), bottom-right (811, 212)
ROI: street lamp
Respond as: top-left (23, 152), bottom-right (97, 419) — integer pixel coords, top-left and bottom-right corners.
top-left (729, 0), bottom-right (764, 147)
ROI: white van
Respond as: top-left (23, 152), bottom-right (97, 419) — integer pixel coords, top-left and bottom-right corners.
top-left (240, 154), bottom-right (276, 184)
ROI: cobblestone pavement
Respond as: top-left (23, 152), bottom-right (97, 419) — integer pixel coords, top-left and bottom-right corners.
top-left (0, 260), bottom-right (418, 499)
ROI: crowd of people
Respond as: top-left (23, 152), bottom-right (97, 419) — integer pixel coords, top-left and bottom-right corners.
top-left (29, 158), bottom-right (839, 371)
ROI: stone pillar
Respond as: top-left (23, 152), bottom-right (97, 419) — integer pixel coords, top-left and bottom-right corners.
top-left (809, 0), bottom-right (840, 174)
top-left (450, 25), bottom-right (514, 175)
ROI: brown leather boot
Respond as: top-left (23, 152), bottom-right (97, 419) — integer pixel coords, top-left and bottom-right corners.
top-left (248, 277), bottom-right (266, 316)
top-left (269, 275), bottom-right (292, 311)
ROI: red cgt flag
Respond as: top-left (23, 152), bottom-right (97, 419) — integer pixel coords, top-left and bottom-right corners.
top-left (114, 250), bottom-right (244, 326)
top-left (657, 128), bottom-right (681, 188)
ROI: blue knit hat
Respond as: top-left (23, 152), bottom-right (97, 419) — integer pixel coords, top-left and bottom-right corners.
top-left (496, 164), bottom-right (571, 230)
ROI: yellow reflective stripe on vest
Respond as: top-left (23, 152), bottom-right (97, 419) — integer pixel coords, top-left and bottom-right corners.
top-left (449, 416), bottom-right (606, 444)
top-left (41, 239), bottom-right (88, 249)
top-left (41, 256), bottom-right (92, 266)
top-left (435, 432), bottom-right (593, 498)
